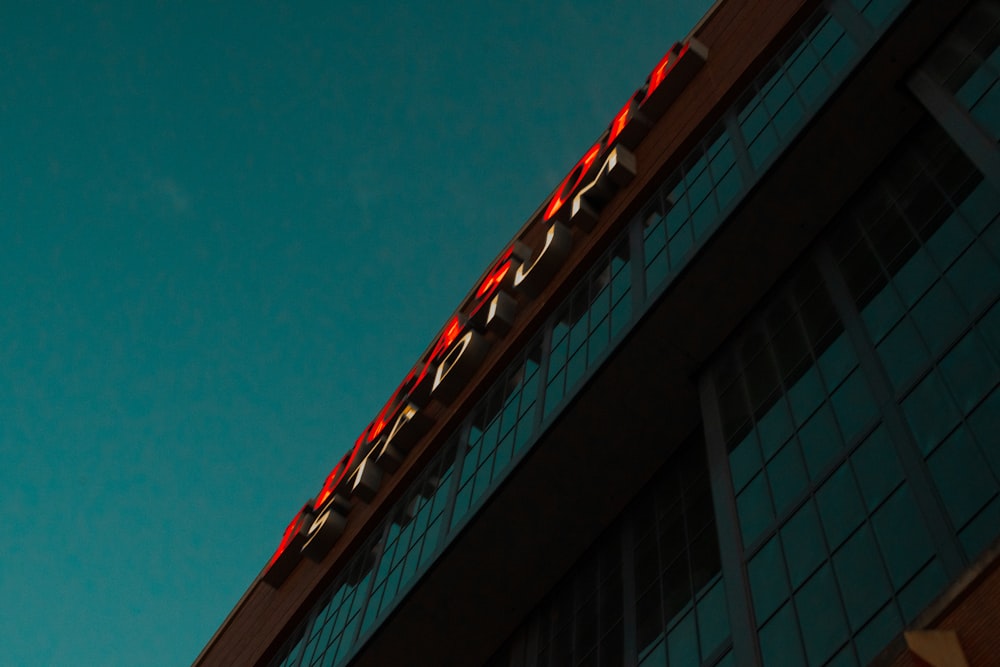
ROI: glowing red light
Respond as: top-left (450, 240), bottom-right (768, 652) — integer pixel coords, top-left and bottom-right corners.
top-left (312, 430), bottom-right (368, 511)
top-left (543, 141), bottom-right (603, 221)
top-left (442, 317), bottom-right (462, 347)
top-left (607, 100), bottom-right (634, 147)
top-left (313, 460), bottom-right (344, 510)
top-left (268, 509), bottom-right (308, 566)
top-left (645, 52), bottom-right (675, 99)
top-left (475, 247), bottom-right (514, 300)
top-left (645, 43), bottom-right (688, 103)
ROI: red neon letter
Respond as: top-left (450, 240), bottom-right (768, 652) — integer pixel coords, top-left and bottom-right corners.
top-left (268, 507), bottom-right (310, 567)
top-left (607, 99), bottom-right (635, 147)
top-left (312, 430), bottom-right (368, 510)
top-left (313, 460), bottom-right (345, 510)
top-left (475, 246), bottom-right (514, 300)
top-left (468, 246), bottom-right (518, 329)
top-left (543, 141), bottom-right (604, 221)
top-left (643, 42), bottom-right (689, 105)
top-left (413, 316), bottom-right (464, 390)
top-left (645, 50), bottom-right (676, 100)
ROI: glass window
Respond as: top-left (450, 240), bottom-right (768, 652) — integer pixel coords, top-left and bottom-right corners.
top-left (758, 602), bottom-right (805, 667)
top-left (729, 429), bottom-right (762, 494)
top-left (816, 464), bottom-right (866, 550)
top-left (767, 440), bottom-right (808, 515)
top-left (853, 602), bottom-right (902, 665)
top-left (871, 485), bottom-right (934, 588)
top-left (698, 580), bottom-right (730, 658)
top-left (667, 612), bottom-right (699, 667)
top-left (897, 560), bottom-right (948, 622)
top-left (928, 426), bottom-right (998, 530)
top-left (909, 279), bottom-right (966, 357)
top-left (796, 564), bottom-right (850, 666)
top-left (798, 403), bottom-right (842, 480)
top-left (850, 427), bottom-right (903, 512)
top-left (738, 472), bottom-right (775, 546)
top-left (781, 501), bottom-right (826, 588)
top-left (748, 536), bottom-right (788, 623)
top-left (902, 369), bottom-right (962, 455)
top-left (833, 524), bottom-right (892, 630)
top-left (939, 329), bottom-right (1000, 413)
top-left (879, 311), bottom-right (929, 385)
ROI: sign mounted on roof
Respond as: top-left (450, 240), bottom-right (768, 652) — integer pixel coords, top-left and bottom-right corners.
top-left (264, 38), bottom-right (707, 587)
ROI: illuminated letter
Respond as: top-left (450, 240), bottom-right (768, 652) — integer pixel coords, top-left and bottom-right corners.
top-left (512, 222), bottom-right (572, 298)
top-left (474, 246), bottom-right (516, 301)
top-left (312, 430), bottom-right (369, 511)
top-left (468, 243), bottom-right (529, 332)
top-left (301, 505), bottom-right (347, 562)
top-left (570, 146), bottom-right (637, 230)
top-left (431, 329), bottom-right (490, 403)
top-left (543, 142), bottom-right (604, 222)
top-left (262, 505), bottom-right (313, 587)
top-left (349, 456), bottom-right (382, 503)
top-left (645, 48), bottom-right (678, 102)
top-left (607, 98), bottom-right (649, 150)
top-left (485, 290), bottom-right (518, 335)
top-left (639, 40), bottom-right (707, 120)
top-left (380, 402), bottom-right (433, 460)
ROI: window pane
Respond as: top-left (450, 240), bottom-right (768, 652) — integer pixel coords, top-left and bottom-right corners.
top-left (872, 486), bottom-right (933, 588)
top-left (850, 427), bottom-right (903, 512)
top-left (816, 464), bottom-right (866, 550)
top-left (749, 536), bottom-right (788, 623)
top-left (738, 473), bottom-right (775, 546)
top-left (833, 525), bottom-right (892, 630)
top-left (796, 565), bottom-right (849, 666)
top-left (767, 440), bottom-right (808, 515)
top-left (927, 426), bottom-right (998, 530)
top-left (758, 603), bottom-right (805, 667)
top-left (781, 501), bottom-right (826, 589)
top-left (902, 370), bottom-right (962, 455)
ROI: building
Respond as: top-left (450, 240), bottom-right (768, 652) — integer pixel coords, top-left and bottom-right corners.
top-left (195, 0), bottom-right (1000, 664)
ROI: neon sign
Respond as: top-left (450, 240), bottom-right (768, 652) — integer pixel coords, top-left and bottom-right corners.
top-left (263, 38), bottom-right (707, 587)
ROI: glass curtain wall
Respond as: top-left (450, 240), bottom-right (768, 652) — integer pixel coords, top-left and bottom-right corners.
top-left (704, 120), bottom-right (1000, 667)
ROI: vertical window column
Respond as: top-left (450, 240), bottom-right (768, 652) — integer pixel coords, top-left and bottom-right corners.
top-left (814, 245), bottom-right (967, 579)
top-left (910, 0), bottom-right (1000, 188)
top-left (699, 373), bottom-right (764, 667)
top-left (910, 71), bottom-right (1000, 188)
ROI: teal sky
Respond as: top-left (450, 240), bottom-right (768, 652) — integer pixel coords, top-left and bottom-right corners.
top-left (0, 2), bottom-right (713, 664)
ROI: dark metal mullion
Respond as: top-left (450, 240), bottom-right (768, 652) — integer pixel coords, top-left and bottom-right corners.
top-left (533, 320), bottom-right (556, 430)
top-left (678, 470), bottom-right (706, 666)
top-left (345, 515), bottom-right (394, 653)
top-left (628, 211), bottom-right (647, 314)
top-left (619, 512), bottom-right (639, 665)
top-left (815, 245), bottom-right (968, 578)
top-left (698, 373), bottom-right (762, 667)
top-left (722, 110), bottom-right (756, 192)
top-left (287, 603), bottom-right (322, 667)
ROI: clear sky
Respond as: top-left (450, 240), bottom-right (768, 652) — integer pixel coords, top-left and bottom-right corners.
top-left (0, 1), bottom-right (714, 665)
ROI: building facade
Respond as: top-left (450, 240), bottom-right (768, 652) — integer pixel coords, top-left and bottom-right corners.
top-left (196, 0), bottom-right (1000, 664)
